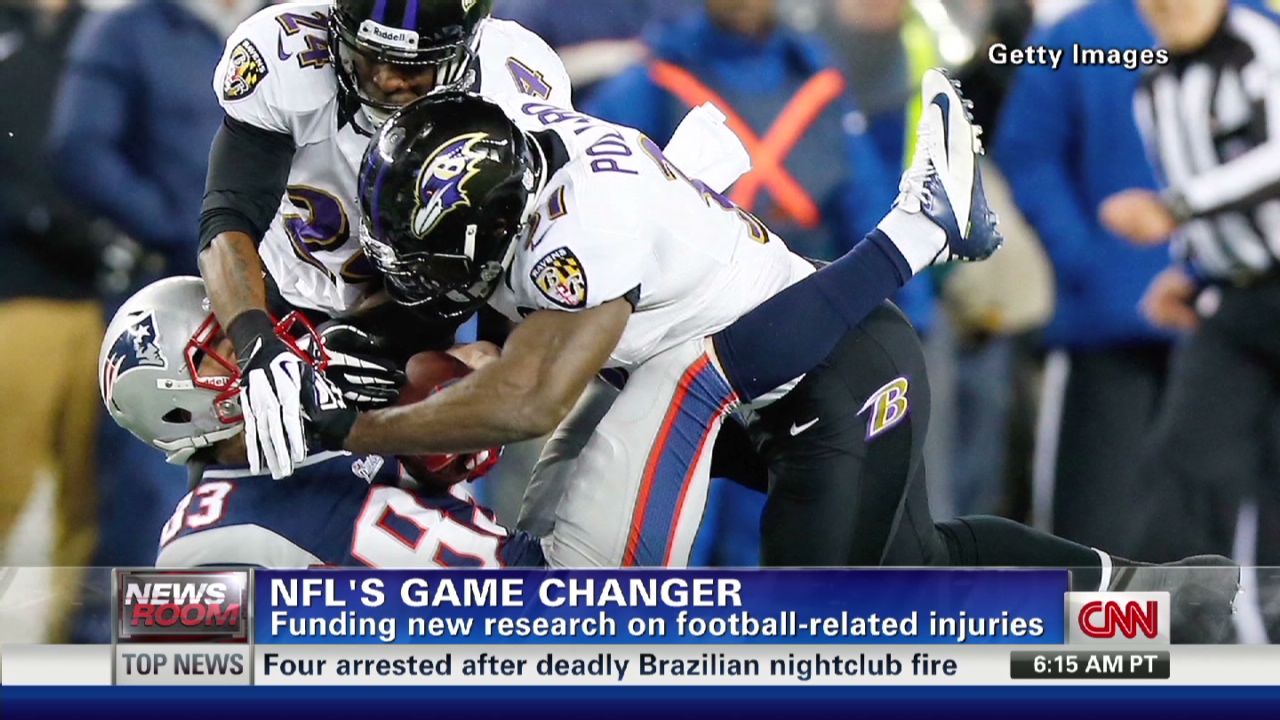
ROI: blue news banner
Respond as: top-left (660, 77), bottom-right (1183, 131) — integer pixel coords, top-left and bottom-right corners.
top-left (226, 569), bottom-right (1072, 685)
top-left (255, 569), bottom-right (1067, 646)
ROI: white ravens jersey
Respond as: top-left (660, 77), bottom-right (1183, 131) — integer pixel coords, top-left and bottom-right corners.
top-left (214, 2), bottom-right (572, 316)
top-left (488, 104), bottom-right (816, 370)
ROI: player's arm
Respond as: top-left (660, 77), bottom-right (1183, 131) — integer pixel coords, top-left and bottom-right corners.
top-left (198, 116), bottom-right (295, 330)
top-left (200, 231), bottom-right (269, 327)
top-left (341, 298), bottom-right (632, 455)
top-left (199, 115), bottom-right (317, 479)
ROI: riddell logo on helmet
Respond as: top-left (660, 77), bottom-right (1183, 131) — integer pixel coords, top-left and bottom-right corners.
top-left (358, 20), bottom-right (419, 52)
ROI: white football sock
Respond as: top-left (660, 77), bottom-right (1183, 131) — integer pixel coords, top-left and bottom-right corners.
top-left (1094, 548), bottom-right (1113, 592)
top-left (875, 206), bottom-right (946, 275)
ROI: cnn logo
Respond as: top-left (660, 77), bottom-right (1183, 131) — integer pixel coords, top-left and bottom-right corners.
top-left (1066, 592), bottom-right (1170, 645)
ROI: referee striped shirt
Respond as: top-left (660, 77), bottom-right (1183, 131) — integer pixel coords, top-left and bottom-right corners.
top-left (1135, 4), bottom-right (1280, 282)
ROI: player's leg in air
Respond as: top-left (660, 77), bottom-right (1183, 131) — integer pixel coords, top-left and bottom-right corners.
top-left (709, 70), bottom-right (1238, 643)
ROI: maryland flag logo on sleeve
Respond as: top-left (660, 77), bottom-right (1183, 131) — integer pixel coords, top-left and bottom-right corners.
top-left (222, 39), bottom-right (269, 101)
top-left (531, 247), bottom-right (588, 309)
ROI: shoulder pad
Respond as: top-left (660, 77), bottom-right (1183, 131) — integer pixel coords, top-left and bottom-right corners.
top-left (522, 177), bottom-right (650, 312)
top-left (475, 18), bottom-right (574, 110)
top-left (215, 2), bottom-right (337, 136)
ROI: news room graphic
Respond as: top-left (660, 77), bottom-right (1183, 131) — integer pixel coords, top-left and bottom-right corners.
top-left (0, 568), bottom-right (1241, 687)
top-left (114, 569), bottom-right (251, 685)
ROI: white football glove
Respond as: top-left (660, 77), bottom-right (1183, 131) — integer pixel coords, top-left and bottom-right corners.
top-left (238, 336), bottom-right (311, 479)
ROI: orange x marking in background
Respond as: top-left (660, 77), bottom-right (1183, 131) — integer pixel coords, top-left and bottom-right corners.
top-left (650, 61), bottom-right (847, 229)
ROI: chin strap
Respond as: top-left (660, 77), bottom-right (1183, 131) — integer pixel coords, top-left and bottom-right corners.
top-left (510, 128), bottom-right (551, 259)
top-left (336, 86), bottom-right (374, 136)
top-left (358, 104), bottom-right (395, 130)
top-left (156, 424), bottom-right (245, 466)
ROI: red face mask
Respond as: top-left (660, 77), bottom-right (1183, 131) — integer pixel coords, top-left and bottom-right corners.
top-left (185, 311), bottom-right (328, 424)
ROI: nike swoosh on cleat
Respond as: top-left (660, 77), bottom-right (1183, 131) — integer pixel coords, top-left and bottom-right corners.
top-left (790, 418), bottom-right (820, 436)
top-left (930, 92), bottom-right (951, 160)
top-left (277, 33), bottom-right (293, 61)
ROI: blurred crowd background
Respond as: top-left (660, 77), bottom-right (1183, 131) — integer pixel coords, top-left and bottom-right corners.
top-left (2, 0), bottom-right (1280, 644)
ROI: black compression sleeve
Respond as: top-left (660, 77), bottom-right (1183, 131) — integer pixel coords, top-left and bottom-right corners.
top-left (226, 308), bottom-right (277, 357)
top-left (198, 116), bottom-right (296, 253)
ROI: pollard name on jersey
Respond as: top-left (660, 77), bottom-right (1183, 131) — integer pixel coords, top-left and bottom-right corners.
top-left (214, 1), bottom-right (573, 316)
top-left (155, 451), bottom-right (545, 568)
top-left (486, 104), bottom-right (816, 370)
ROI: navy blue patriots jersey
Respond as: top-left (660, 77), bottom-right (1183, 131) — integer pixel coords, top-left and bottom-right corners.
top-left (155, 451), bottom-right (545, 568)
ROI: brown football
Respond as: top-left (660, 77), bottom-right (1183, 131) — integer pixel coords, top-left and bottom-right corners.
top-left (399, 350), bottom-right (472, 404)
top-left (396, 351), bottom-right (480, 489)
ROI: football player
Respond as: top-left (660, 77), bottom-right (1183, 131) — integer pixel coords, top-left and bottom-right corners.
top-left (197, 0), bottom-right (573, 480)
top-left (330, 72), bottom-right (999, 570)
top-left (324, 73), bottom-right (1239, 642)
top-left (100, 276), bottom-right (540, 568)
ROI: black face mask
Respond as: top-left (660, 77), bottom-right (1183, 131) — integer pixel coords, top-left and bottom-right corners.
top-left (329, 9), bottom-right (478, 114)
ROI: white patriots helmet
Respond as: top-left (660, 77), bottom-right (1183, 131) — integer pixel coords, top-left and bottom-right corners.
top-left (99, 277), bottom-right (242, 465)
top-left (98, 277), bottom-right (323, 465)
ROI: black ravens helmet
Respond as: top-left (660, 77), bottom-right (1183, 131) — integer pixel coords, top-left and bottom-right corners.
top-left (330, 0), bottom-right (494, 115)
top-left (358, 92), bottom-right (542, 317)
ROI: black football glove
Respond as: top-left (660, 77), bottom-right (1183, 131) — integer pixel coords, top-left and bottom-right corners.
top-left (304, 323), bottom-right (406, 409)
top-left (229, 310), bottom-right (312, 479)
top-left (299, 364), bottom-right (359, 452)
